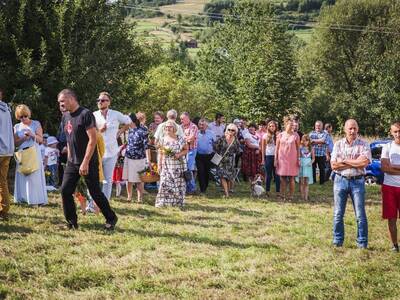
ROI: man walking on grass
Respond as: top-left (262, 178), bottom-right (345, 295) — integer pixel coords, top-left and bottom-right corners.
top-left (0, 88), bottom-right (14, 221)
top-left (331, 119), bottom-right (371, 249)
top-left (381, 120), bottom-right (400, 252)
top-left (58, 89), bottom-right (118, 230)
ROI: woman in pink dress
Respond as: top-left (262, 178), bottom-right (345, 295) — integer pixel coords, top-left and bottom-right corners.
top-left (275, 116), bottom-right (300, 201)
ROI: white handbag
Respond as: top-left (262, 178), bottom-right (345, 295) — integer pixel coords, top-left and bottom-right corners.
top-left (211, 140), bottom-right (234, 166)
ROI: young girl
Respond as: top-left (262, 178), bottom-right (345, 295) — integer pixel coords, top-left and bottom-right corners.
top-left (297, 134), bottom-right (315, 201)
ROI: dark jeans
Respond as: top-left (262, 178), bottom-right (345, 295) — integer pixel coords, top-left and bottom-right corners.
top-left (61, 161), bottom-right (117, 225)
top-left (264, 155), bottom-right (280, 192)
top-left (196, 153), bottom-right (213, 193)
top-left (312, 156), bottom-right (326, 184)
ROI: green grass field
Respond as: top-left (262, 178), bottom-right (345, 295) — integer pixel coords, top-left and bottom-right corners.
top-left (1, 182), bottom-right (399, 299)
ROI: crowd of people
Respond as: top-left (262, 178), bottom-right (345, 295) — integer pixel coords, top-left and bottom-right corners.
top-left (1, 87), bottom-right (400, 251)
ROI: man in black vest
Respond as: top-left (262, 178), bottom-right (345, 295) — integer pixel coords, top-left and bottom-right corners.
top-left (58, 89), bottom-right (117, 230)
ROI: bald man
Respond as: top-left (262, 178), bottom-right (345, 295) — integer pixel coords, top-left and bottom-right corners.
top-left (330, 119), bottom-right (371, 249)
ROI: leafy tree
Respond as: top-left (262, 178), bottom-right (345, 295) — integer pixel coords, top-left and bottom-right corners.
top-left (196, 0), bottom-right (304, 122)
top-left (300, 0), bottom-right (400, 135)
top-left (0, 0), bottom-right (150, 133)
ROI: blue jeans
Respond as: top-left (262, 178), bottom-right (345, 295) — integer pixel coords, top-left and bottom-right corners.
top-left (101, 155), bottom-right (118, 201)
top-left (333, 175), bottom-right (368, 248)
top-left (265, 156), bottom-right (280, 192)
top-left (186, 149), bottom-right (197, 193)
top-left (47, 164), bottom-right (58, 187)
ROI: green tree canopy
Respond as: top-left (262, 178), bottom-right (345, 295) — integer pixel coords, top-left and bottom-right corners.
top-left (196, 0), bottom-right (304, 123)
top-left (300, 0), bottom-right (400, 135)
top-left (0, 0), bottom-right (150, 133)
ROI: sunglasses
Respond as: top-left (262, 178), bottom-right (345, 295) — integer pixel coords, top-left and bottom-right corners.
top-left (227, 129), bottom-right (236, 133)
top-left (19, 115), bottom-right (29, 120)
top-left (97, 99), bottom-right (109, 103)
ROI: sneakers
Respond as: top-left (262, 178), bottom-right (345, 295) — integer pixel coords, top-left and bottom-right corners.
top-left (391, 244), bottom-right (399, 252)
top-left (105, 216), bottom-right (118, 231)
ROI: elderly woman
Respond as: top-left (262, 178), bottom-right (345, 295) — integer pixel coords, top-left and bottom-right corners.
top-left (275, 116), bottom-right (300, 201)
top-left (214, 123), bottom-right (241, 198)
top-left (156, 120), bottom-right (188, 207)
top-left (241, 123), bottom-right (262, 182)
top-left (13, 104), bottom-right (48, 205)
top-left (123, 113), bottom-right (150, 203)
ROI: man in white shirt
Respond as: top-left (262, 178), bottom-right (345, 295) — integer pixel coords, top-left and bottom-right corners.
top-left (208, 112), bottom-right (225, 140)
top-left (381, 120), bottom-right (400, 252)
top-left (93, 92), bottom-right (131, 200)
top-left (154, 109), bottom-right (184, 144)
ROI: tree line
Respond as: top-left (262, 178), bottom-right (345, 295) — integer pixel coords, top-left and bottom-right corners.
top-left (1, 0), bottom-right (399, 136)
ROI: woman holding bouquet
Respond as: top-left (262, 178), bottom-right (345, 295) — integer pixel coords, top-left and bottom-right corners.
top-left (122, 113), bottom-right (150, 203)
top-left (156, 120), bottom-right (188, 207)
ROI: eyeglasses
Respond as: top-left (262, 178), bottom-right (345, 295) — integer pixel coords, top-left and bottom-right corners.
top-left (19, 115), bottom-right (29, 120)
top-left (227, 129), bottom-right (236, 133)
top-left (165, 126), bottom-right (174, 129)
top-left (97, 99), bottom-right (109, 103)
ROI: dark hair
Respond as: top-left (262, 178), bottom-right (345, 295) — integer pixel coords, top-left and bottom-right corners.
top-left (248, 123), bottom-right (257, 129)
top-left (215, 112), bottom-right (224, 120)
top-left (129, 113), bottom-right (140, 127)
top-left (324, 123), bottom-right (332, 130)
top-left (58, 88), bottom-right (77, 101)
top-left (192, 116), bottom-right (201, 126)
top-left (258, 120), bottom-right (267, 126)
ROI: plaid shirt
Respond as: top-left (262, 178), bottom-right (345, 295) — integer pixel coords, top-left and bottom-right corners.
top-left (182, 122), bottom-right (198, 150)
top-left (331, 137), bottom-right (371, 177)
top-left (309, 130), bottom-right (328, 157)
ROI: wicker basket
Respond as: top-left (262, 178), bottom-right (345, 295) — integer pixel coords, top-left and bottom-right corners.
top-left (139, 173), bottom-right (160, 183)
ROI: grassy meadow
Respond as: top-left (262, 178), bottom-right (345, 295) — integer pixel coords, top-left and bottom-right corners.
top-left (1, 181), bottom-right (400, 299)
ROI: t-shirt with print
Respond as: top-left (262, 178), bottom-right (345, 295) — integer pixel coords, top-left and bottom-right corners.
top-left (62, 106), bottom-right (97, 165)
top-left (381, 141), bottom-right (400, 187)
top-left (45, 147), bottom-right (60, 166)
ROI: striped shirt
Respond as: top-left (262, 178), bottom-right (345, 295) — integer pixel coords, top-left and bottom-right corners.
top-left (331, 137), bottom-right (371, 177)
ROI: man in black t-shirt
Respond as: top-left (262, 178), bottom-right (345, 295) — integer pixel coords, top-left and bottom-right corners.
top-left (58, 89), bottom-right (117, 230)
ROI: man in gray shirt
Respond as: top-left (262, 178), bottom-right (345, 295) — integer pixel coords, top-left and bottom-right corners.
top-left (0, 88), bottom-right (15, 220)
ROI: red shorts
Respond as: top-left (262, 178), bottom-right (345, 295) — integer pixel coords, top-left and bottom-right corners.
top-left (382, 184), bottom-right (400, 219)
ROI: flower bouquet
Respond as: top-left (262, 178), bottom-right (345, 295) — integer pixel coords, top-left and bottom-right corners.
top-left (161, 146), bottom-right (176, 157)
top-left (138, 162), bottom-right (160, 183)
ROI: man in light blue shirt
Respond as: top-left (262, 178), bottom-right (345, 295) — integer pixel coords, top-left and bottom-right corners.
top-left (196, 119), bottom-right (216, 194)
top-left (0, 88), bottom-right (15, 220)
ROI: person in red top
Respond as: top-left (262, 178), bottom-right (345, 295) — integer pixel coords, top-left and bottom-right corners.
top-left (381, 120), bottom-right (400, 252)
top-left (180, 112), bottom-right (198, 194)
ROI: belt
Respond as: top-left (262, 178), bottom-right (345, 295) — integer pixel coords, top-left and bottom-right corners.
top-left (334, 173), bottom-right (364, 180)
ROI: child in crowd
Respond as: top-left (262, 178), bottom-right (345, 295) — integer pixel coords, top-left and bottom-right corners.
top-left (113, 144), bottom-right (127, 197)
top-left (297, 134), bottom-right (315, 201)
top-left (44, 136), bottom-right (60, 188)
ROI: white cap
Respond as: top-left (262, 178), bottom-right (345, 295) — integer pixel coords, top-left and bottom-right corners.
top-left (47, 136), bottom-right (58, 146)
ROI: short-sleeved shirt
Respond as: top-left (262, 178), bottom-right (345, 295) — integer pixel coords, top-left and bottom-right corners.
top-left (45, 147), bottom-right (60, 166)
top-left (181, 122), bottom-right (198, 150)
top-left (244, 132), bottom-right (260, 149)
top-left (309, 130), bottom-right (328, 157)
top-left (125, 126), bottom-right (148, 160)
top-left (325, 132), bottom-right (334, 154)
top-left (197, 129), bottom-right (216, 155)
top-left (381, 141), bottom-right (400, 187)
top-left (0, 101), bottom-right (15, 156)
top-left (208, 122), bottom-right (226, 140)
top-left (62, 106), bottom-right (97, 165)
top-left (93, 109), bottom-right (131, 158)
top-left (331, 137), bottom-right (371, 177)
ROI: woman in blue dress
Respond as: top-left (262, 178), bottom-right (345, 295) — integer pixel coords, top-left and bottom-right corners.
top-left (14, 104), bottom-right (48, 205)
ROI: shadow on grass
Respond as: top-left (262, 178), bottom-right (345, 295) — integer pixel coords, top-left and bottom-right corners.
top-left (0, 223), bottom-right (33, 239)
top-left (112, 206), bottom-right (165, 218)
top-left (184, 203), bottom-right (263, 217)
top-left (117, 228), bottom-right (280, 250)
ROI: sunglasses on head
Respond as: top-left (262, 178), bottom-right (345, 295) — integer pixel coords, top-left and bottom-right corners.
top-left (97, 98), bottom-right (109, 103)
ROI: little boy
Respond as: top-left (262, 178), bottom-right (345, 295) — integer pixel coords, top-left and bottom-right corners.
top-left (44, 136), bottom-right (60, 187)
